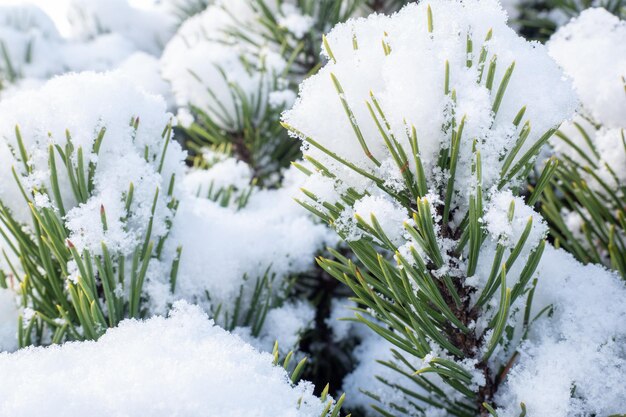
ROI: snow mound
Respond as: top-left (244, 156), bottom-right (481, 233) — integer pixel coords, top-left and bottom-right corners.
top-left (162, 164), bottom-right (335, 311)
top-left (548, 8), bottom-right (626, 128)
top-left (0, 301), bottom-right (327, 417)
top-left (284, 0), bottom-right (576, 212)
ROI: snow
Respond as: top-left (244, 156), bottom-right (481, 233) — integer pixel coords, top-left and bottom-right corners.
top-left (67, 0), bottom-right (177, 55)
top-left (115, 52), bottom-right (175, 108)
top-left (0, 71), bottom-right (184, 250)
top-left (278, 4), bottom-right (315, 39)
top-left (183, 154), bottom-right (253, 200)
top-left (159, 165), bottom-right (335, 314)
top-left (0, 3), bottom-right (63, 80)
top-left (325, 298), bottom-right (358, 343)
top-left (160, 3), bottom-right (286, 131)
top-left (0, 2), bottom-right (622, 415)
top-left (341, 245), bottom-right (626, 416)
top-left (352, 195), bottom-right (409, 245)
top-left (0, 71), bottom-right (186, 321)
top-left (483, 189), bottom-right (546, 248)
top-left (284, 0), bottom-right (576, 214)
top-left (0, 301), bottom-right (328, 417)
top-left (495, 246), bottom-right (626, 417)
top-left (236, 300), bottom-right (316, 354)
top-left (548, 8), bottom-right (626, 129)
top-left (548, 9), bottom-right (626, 192)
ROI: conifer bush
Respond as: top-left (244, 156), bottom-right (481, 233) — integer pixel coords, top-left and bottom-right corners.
top-left (0, 1), bottom-right (624, 416)
top-left (283, 0), bottom-right (625, 415)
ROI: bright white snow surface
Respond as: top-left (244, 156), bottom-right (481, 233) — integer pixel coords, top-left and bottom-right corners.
top-left (0, 301), bottom-right (327, 417)
top-left (548, 8), bottom-right (626, 129)
top-left (548, 8), bottom-right (626, 192)
top-left (284, 0), bottom-right (577, 226)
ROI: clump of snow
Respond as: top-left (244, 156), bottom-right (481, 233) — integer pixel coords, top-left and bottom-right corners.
top-left (548, 9), bottom-right (626, 193)
top-left (236, 300), bottom-right (315, 354)
top-left (0, 301), bottom-right (328, 417)
top-left (115, 52), bottom-right (175, 107)
top-left (548, 8), bottom-right (626, 129)
top-left (495, 246), bottom-right (626, 416)
top-left (483, 189), bottom-right (546, 248)
top-left (353, 195), bottom-right (409, 245)
top-left (325, 298), bottom-right (369, 342)
top-left (160, 166), bottom-right (335, 313)
top-left (183, 152), bottom-right (253, 200)
top-left (554, 121), bottom-right (626, 191)
top-left (67, 0), bottom-right (177, 55)
top-left (278, 3), bottom-right (314, 39)
top-left (0, 4), bottom-right (63, 80)
top-left (284, 0), bottom-right (576, 210)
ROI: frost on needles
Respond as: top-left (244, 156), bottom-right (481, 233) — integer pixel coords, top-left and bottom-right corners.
top-left (284, 0), bottom-right (626, 415)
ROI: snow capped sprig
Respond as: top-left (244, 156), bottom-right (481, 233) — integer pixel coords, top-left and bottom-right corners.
top-left (542, 8), bottom-right (626, 277)
top-left (283, 0), bottom-right (576, 414)
top-left (161, 2), bottom-right (299, 182)
top-left (0, 72), bottom-right (185, 344)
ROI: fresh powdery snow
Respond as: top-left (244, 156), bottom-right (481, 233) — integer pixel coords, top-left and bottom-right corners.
top-left (548, 8), bottom-right (626, 190)
top-left (160, 2), bottom-right (287, 131)
top-left (0, 301), bottom-right (328, 417)
top-left (162, 163), bottom-right (335, 313)
top-left (0, 71), bottom-right (184, 255)
top-left (284, 0), bottom-right (577, 215)
top-left (548, 8), bottom-right (626, 129)
top-left (0, 1), bottom-right (623, 416)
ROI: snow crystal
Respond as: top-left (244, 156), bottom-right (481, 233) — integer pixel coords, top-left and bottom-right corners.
top-left (0, 301), bottom-right (327, 417)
